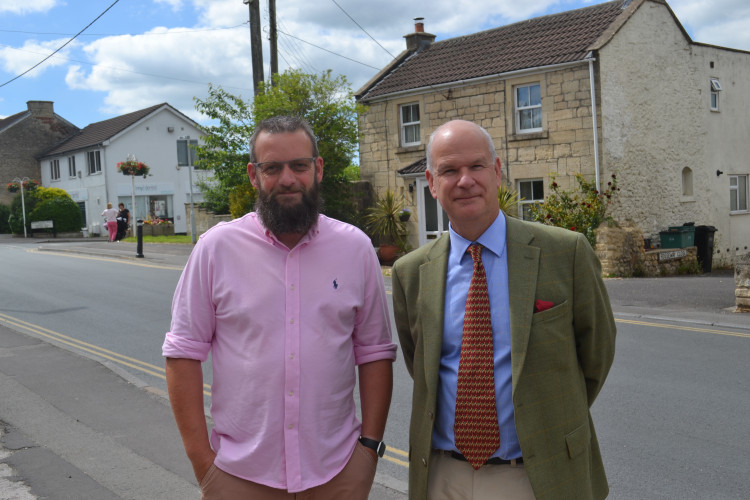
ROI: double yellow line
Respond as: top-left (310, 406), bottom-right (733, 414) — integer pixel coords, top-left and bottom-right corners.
top-left (0, 312), bottom-right (211, 395)
top-left (0, 312), bottom-right (410, 466)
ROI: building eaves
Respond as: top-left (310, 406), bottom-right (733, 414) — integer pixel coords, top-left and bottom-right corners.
top-left (39, 103), bottom-right (168, 158)
top-left (358, 0), bottom-right (628, 102)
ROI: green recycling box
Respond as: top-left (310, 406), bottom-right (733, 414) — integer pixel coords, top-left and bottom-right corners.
top-left (659, 225), bottom-right (695, 248)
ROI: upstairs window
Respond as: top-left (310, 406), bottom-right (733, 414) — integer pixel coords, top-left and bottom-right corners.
top-left (730, 174), bottom-right (748, 212)
top-left (400, 103), bottom-right (420, 146)
top-left (515, 83), bottom-right (542, 133)
top-left (68, 156), bottom-right (76, 177)
top-left (710, 78), bottom-right (722, 111)
top-left (87, 150), bottom-right (101, 174)
top-left (50, 159), bottom-right (60, 180)
top-left (518, 179), bottom-right (544, 220)
top-left (177, 138), bottom-right (199, 166)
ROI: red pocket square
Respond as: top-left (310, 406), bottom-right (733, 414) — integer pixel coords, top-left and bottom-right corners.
top-left (534, 300), bottom-right (554, 313)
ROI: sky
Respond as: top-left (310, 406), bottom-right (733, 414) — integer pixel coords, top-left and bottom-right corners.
top-left (1, 0), bottom-right (749, 128)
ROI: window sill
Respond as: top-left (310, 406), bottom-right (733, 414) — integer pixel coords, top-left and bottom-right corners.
top-left (397, 144), bottom-right (425, 154)
top-left (680, 196), bottom-right (696, 203)
top-left (508, 131), bottom-right (548, 142)
top-left (729, 210), bottom-right (748, 216)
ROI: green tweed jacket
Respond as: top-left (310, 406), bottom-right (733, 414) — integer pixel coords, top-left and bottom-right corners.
top-left (391, 216), bottom-right (616, 500)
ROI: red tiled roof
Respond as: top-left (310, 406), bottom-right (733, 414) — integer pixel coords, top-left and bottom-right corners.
top-left (358, 0), bottom-right (630, 101)
top-left (40, 103), bottom-right (168, 157)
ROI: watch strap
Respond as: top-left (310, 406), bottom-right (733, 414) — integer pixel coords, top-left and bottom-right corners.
top-left (358, 436), bottom-right (386, 457)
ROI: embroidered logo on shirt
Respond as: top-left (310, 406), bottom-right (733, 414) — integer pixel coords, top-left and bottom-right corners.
top-left (333, 279), bottom-right (338, 290)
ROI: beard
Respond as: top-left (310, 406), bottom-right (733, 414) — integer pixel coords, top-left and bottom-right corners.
top-left (255, 178), bottom-right (322, 236)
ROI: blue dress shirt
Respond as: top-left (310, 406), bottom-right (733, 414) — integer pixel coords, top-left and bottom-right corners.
top-left (432, 213), bottom-right (522, 460)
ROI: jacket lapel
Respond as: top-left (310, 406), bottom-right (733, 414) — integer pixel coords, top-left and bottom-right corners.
top-left (505, 217), bottom-right (540, 393)
top-left (419, 234), bottom-right (450, 395)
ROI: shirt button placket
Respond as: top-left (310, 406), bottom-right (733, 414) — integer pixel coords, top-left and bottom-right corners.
top-left (284, 249), bottom-right (302, 487)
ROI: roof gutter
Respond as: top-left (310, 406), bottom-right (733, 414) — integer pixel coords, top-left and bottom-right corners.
top-left (585, 51), bottom-right (601, 191)
top-left (361, 59), bottom-right (589, 104)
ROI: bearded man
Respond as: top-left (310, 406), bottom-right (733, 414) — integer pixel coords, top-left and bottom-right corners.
top-left (163, 115), bottom-right (395, 500)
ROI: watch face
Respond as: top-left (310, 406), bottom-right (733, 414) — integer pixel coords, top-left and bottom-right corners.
top-left (376, 442), bottom-right (386, 458)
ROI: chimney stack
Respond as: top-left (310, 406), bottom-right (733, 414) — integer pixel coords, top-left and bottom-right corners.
top-left (27, 101), bottom-right (54, 118)
top-left (405, 17), bottom-right (435, 52)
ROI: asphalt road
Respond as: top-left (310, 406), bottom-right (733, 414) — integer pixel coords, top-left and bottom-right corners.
top-left (0, 236), bottom-right (748, 499)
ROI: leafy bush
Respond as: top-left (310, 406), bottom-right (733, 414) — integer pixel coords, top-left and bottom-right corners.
top-left (29, 197), bottom-right (82, 232)
top-left (228, 181), bottom-right (257, 218)
top-left (498, 185), bottom-right (522, 218)
top-left (8, 193), bottom-right (37, 234)
top-left (530, 173), bottom-right (619, 247)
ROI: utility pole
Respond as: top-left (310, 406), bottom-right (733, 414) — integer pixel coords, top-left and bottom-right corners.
top-left (243, 0), bottom-right (264, 95)
top-left (269, 0), bottom-right (278, 84)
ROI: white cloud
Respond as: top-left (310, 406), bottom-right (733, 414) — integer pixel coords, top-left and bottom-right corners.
top-left (0, 39), bottom-right (74, 77)
top-left (154, 0), bottom-right (184, 11)
top-left (669, 0), bottom-right (750, 50)
top-left (0, 0), bottom-right (57, 15)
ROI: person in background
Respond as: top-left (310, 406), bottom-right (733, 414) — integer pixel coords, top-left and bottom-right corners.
top-left (100, 202), bottom-right (119, 242)
top-left (163, 115), bottom-right (396, 499)
top-left (116, 203), bottom-right (130, 241)
top-left (392, 119), bottom-right (616, 500)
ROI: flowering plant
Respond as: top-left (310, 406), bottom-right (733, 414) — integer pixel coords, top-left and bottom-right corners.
top-left (530, 173), bottom-right (620, 247)
top-left (7, 182), bottom-right (19, 193)
top-left (117, 160), bottom-right (150, 176)
top-left (22, 179), bottom-right (39, 190)
top-left (143, 217), bottom-right (172, 225)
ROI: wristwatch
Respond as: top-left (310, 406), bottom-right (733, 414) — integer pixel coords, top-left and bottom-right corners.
top-left (358, 436), bottom-right (386, 458)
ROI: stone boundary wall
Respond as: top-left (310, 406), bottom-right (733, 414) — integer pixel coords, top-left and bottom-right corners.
top-left (736, 255), bottom-right (750, 312)
top-left (186, 204), bottom-right (233, 238)
top-left (595, 223), bottom-right (699, 277)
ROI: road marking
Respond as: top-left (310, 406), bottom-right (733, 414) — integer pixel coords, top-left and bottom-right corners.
top-left (26, 248), bottom-right (184, 270)
top-left (0, 313), bottom-right (211, 395)
top-left (0, 312), bottom-right (414, 465)
top-left (616, 318), bottom-right (750, 338)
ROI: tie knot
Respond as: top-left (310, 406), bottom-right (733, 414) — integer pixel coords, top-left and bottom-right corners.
top-left (468, 243), bottom-right (483, 263)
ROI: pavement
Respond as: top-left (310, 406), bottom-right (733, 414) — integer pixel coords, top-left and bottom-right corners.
top-left (0, 235), bottom-right (747, 499)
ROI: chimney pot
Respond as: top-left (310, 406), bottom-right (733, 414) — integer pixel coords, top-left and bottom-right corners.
top-left (414, 17), bottom-right (424, 33)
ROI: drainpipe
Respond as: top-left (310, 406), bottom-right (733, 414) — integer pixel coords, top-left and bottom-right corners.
top-left (586, 53), bottom-right (601, 191)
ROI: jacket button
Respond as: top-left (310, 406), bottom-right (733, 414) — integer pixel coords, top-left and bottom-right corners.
top-left (428, 411), bottom-right (434, 419)
top-left (422, 457), bottom-right (427, 466)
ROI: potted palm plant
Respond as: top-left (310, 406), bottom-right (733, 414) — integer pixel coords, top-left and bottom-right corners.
top-left (364, 190), bottom-right (407, 264)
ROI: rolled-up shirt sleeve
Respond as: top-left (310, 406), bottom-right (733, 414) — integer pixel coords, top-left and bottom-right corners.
top-left (353, 244), bottom-right (397, 365)
top-left (162, 239), bottom-right (215, 361)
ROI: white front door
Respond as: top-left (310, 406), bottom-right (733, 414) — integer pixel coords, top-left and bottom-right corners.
top-left (416, 177), bottom-right (449, 247)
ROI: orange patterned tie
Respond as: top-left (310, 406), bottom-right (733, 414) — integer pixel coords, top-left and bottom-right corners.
top-left (454, 243), bottom-right (500, 469)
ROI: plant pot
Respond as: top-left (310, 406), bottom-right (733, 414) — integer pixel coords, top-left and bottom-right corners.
top-left (399, 212), bottom-right (411, 222)
top-left (377, 244), bottom-right (400, 265)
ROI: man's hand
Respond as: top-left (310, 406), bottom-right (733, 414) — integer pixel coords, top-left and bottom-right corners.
top-left (191, 448), bottom-right (218, 483)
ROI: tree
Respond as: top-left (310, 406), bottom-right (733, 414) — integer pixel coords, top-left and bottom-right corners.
top-left (193, 69), bottom-right (366, 223)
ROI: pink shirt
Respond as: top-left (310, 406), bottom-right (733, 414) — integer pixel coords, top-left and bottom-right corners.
top-left (162, 213), bottom-right (396, 492)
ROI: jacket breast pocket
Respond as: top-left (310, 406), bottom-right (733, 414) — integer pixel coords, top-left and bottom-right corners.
top-left (531, 300), bottom-right (570, 325)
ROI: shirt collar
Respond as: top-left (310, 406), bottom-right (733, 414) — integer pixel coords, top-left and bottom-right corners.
top-left (448, 212), bottom-right (507, 261)
top-left (251, 212), bottom-right (321, 248)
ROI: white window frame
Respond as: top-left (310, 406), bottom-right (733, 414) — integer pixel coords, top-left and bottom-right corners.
top-left (515, 83), bottom-right (542, 133)
top-left (517, 179), bottom-right (544, 220)
top-left (730, 174), bottom-right (748, 213)
top-left (50, 159), bottom-right (60, 180)
top-left (67, 156), bottom-right (76, 177)
top-left (400, 103), bottom-right (420, 147)
top-left (87, 150), bottom-right (101, 174)
top-left (710, 78), bottom-right (722, 111)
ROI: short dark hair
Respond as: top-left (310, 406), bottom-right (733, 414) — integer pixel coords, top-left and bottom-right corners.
top-left (249, 116), bottom-right (318, 163)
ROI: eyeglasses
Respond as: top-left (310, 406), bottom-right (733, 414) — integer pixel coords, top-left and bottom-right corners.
top-left (254, 157), bottom-right (316, 177)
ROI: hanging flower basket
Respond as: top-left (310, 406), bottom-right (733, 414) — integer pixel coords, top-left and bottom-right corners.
top-left (22, 179), bottom-right (39, 190)
top-left (7, 182), bottom-right (20, 193)
top-left (117, 160), bottom-right (150, 176)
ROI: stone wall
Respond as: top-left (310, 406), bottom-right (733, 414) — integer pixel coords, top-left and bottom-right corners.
top-left (185, 204), bottom-right (232, 238)
top-left (596, 223), bottom-right (699, 277)
top-left (0, 101), bottom-right (79, 206)
top-left (736, 255), bottom-right (750, 312)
